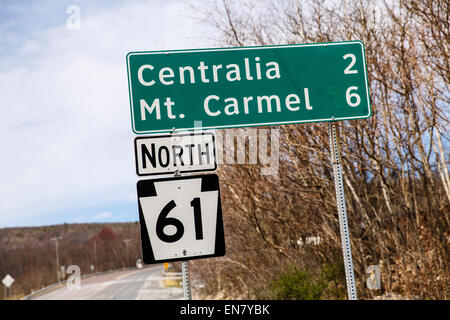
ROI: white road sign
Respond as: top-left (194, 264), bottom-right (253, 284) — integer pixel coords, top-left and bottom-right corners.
top-left (2, 274), bottom-right (14, 288)
top-left (137, 174), bottom-right (225, 263)
top-left (134, 132), bottom-right (216, 176)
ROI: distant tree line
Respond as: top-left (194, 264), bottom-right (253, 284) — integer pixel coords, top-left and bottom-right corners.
top-left (0, 222), bottom-right (141, 299)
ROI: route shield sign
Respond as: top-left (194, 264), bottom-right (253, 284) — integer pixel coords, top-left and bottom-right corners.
top-left (126, 40), bottom-right (371, 134)
top-left (137, 174), bottom-right (225, 264)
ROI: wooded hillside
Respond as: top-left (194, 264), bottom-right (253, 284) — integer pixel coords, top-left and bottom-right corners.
top-left (0, 222), bottom-right (141, 299)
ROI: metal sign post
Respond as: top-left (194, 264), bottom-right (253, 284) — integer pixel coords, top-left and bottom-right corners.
top-left (177, 160), bottom-right (191, 301)
top-left (182, 260), bottom-right (192, 300)
top-left (328, 122), bottom-right (358, 300)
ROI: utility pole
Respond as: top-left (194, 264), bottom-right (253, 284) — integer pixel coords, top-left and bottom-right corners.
top-left (50, 237), bottom-right (63, 282)
top-left (123, 239), bottom-right (131, 267)
top-left (93, 238), bottom-right (97, 272)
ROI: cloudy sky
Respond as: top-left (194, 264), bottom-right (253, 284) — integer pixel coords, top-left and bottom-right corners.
top-left (0, 0), bottom-right (210, 227)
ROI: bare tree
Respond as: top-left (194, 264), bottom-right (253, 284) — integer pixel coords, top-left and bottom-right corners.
top-left (189, 0), bottom-right (449, 299)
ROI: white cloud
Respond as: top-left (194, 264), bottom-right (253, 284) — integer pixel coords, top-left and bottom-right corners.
top-left (92, 211), bottom-right (112, 221)
top-left (0, 0), bottom-right (207, 227)
top-left (71, 211), bottom-right (112, 223)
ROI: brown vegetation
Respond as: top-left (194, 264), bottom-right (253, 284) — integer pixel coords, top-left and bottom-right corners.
top-left (0, 222), bottom-right (141, 299)
top-left (189, 0), bottom-right (449, 299)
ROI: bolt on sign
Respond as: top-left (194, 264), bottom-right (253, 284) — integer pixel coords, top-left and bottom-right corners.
top-left (126, 40), bottom-right (371, 134)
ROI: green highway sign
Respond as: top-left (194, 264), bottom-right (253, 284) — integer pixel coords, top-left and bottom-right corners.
top-left (126, 41), bottom-right (371, 134)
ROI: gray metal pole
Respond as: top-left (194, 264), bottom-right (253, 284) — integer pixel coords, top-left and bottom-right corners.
top-left (328, 122), bottom-right (358, 300)
top-left (182, 260), bottom-right (192, 300)
top-left (123, 239), bottom-right (131, 267)
top-left (50, 237), bottom-right (62, 282)
top-left (94, 238), bottom-right (97, 271)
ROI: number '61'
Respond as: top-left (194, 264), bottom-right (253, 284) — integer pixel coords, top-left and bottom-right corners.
top-left (156, 198), bottom-right (203, 243)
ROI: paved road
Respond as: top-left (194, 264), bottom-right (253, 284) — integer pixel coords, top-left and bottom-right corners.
top-left (32, 265), bottom-right (183, 300)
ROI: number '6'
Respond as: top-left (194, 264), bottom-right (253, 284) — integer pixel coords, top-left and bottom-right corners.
top-left (156, 200), bottom-right (184, 243)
